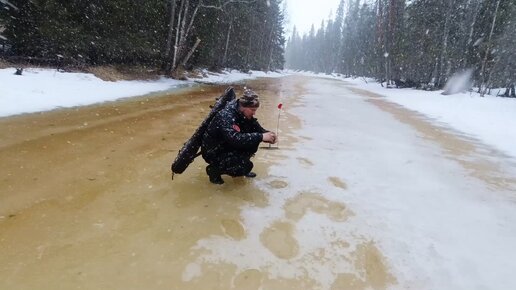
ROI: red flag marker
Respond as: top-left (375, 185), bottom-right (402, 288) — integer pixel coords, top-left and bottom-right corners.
top-left (275, 103), bottom-right (283, 147)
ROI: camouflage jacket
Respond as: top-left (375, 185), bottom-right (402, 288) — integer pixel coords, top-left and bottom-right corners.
top-left (201, 100), bottom-right (267, 162)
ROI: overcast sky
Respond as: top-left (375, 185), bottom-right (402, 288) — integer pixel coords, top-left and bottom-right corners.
top-left (284, 0), bottom-right (341, 36)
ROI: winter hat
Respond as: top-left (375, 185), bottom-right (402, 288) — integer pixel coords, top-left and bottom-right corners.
top-left (239, 89), bottom-right (260, 108)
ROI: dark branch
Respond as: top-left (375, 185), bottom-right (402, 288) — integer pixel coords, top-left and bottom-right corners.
top-left (201, 0), bottom-right (256, 11)
top-left (0, 0), bottom-right (18, 10)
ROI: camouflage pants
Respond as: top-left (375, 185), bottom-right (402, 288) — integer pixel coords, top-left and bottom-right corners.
top-left (210, 151), bottom-right (254, 177)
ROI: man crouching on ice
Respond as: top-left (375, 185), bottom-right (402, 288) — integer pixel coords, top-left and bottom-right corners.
top-left (201, 89), bottom-right (277, 184)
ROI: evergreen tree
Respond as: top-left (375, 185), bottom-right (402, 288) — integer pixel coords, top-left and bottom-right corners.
top-left (2, 0), bottom-right (44, 57)
top-left (285, 0), bottom-right (515, 96)
top-left (1, 0), bottom-right (285, 74)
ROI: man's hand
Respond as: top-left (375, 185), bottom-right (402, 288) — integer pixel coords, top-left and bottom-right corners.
top-left (262, 132), bottom-right (277, 144)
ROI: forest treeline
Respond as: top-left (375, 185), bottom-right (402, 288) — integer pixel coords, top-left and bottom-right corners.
top-left (0, 0), bottom-right (285, 76)
top-left (286, 0), bottom-right (515, 96)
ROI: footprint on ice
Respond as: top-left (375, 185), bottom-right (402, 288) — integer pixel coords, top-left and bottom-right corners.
top-left (220, 219), bottom-right (246, 240)
top-left (297, 157), bottom-right (314, 166)
top-left (328, 176), bottom-right (348, 190)
top-left (298, 135), bottom-right (313, 141)
top-left (259, 221), bottom-right (299, 259)
top-left (331, 241), bottom-right (396, 290)
top-left (268, 179), bottom-right (288, 189)
top-left (233, 269), bottom-right (264, 289)
top-left (284, 192), bottom-right (351, 222)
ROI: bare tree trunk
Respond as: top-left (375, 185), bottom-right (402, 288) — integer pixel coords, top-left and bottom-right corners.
top-left (480, 0), bottom-right (501, 96)
top-left (180, 38), bottom-right (201, 68)
top-left (466, 0), bottom-right (481, 46)
top-left (375, 0), bottom-right (383, 79)
top-left (382, 0), bottom-right (390, 84)
top-left (385, 57), bottom-right (390, 86)
top-left (167, 0), bottom-right (254, 76)
top-left (437, 0), bottom-right (454, 88)
top-left (484, 54), bottom-right (501, 96)
top-left (178, 0), bottom-right (190, 57)
top-left (432, 57), bottom-right (439, 86)
top-left (457, 0), bottom-right (481, 69)
top-left (257, 22), bottom-right (266, 67)
top-left (222, 20), bottom-right (233, 67)
top-left (184, 0), bottom-right (202, 43)
top-left (266, 21), bottom-right (276, 71)
top-left (245, 17), bottom-right (255, 70)
top-left (172, 0), bottom-right (186, 72)
top-left (164, 0), bottom-right (177, 73)
top-left (176, 0), bottom-right (202, 65)
top-left (172, 0), bottom-right (205, 76)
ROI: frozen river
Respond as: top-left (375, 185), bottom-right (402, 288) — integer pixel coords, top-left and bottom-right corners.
top-left (1, 75), bottom-right (515, 289)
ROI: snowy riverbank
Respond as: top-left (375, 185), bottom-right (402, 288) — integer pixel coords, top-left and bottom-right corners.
top-left (0, 67), bottom-right (288, 118)
top-left (294, 71), bottom-right (516, 160)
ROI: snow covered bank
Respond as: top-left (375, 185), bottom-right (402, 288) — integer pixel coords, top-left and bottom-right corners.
top-left (198, 69), bottom-right (288, 84)
top-left (0, 67), bottom-right (288, 118)
top-left (347, 78), bottom-right (516, 160)
top-left (0, 68), bottom-right (186, 117)
top-left (291, 71), bottom-right (516, 160)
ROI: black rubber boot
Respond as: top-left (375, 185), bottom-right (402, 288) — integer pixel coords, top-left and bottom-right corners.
top-left (206, 165), bottom-right (224, 184)
top-left (245, 172), bottom-right (257, 178)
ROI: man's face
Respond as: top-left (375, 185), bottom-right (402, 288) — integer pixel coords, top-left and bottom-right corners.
top-left (241, 107), bottom-right (258, 119)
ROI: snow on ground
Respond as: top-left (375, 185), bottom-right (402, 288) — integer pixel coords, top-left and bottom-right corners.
top-left (198, 69), bottom-right (288, 84)
top-left (0, 67), bottom-right (186, 117)
top-left (191, 77), bottom-right (516, 289)
top-left (343, 77), bottom-right (516, 160)
top-left (291, 70), bottom-right (516, 160)
top-left (282, 80), bottom-right (516, 289)
top-left (0, 67), bottom-right (288, 118)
